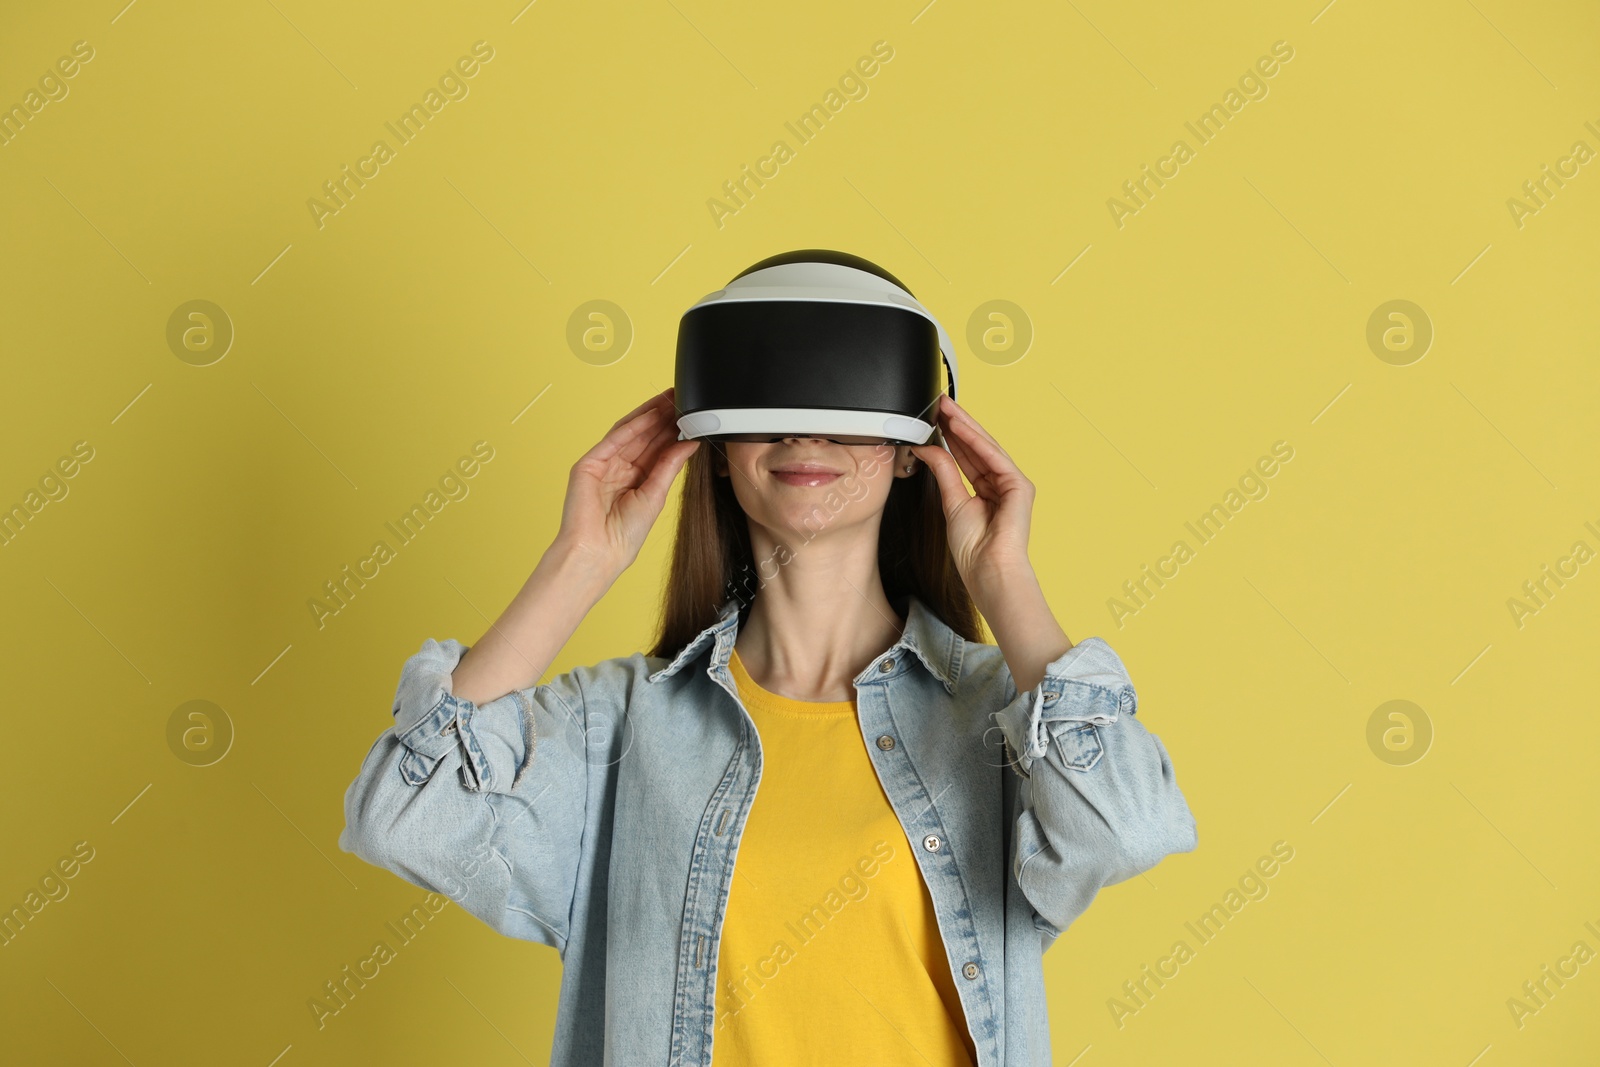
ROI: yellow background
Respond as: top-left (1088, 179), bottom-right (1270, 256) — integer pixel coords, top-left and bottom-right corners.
top-left (2, 0), bottom-right (1597, 1063)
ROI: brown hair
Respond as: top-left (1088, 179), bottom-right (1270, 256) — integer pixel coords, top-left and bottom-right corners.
top-left (646, 434), bottom-right (986, 659)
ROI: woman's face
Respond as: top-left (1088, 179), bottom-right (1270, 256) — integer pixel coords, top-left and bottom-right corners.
top-left (715, 436), bottom-right (921, 542)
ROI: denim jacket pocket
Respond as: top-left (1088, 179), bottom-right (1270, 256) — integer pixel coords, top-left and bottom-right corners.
top-left (1045, 719), bottom-right (1104, 771)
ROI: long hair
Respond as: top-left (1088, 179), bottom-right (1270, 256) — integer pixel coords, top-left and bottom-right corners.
top-left (646, 431), bottom-right (985, 659)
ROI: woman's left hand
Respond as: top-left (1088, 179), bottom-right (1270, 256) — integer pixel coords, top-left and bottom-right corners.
top-left (910, 395), bottom-right (1038, 603)
top-left (913, 395), bottom-right (1073, 689)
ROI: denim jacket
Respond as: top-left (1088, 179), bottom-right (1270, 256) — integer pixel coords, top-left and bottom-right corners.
top-left (338, 593), bottom-right (1198, 1066)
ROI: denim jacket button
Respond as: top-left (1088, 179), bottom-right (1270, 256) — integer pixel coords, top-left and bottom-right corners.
top-left (876, 734), bottom-right (895, 751)
top-left (962, 961), bottom-right (980, 980)
top-left (879, 658), bottom-right (895, 673)
top-left (923, 834), bottom-right (941, 852)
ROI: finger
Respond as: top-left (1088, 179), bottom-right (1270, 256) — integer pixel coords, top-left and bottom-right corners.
top-left (637, 438), bottom-right (701, 509)
top-left (951, 443), bottom-right (1021, 506)
top-left (611, 388), bottom-right (668, 428)
top-left (952, 445), bottom-right (1030, 508)
top-left (942, 395), bottom-right (1006, 454)
top-left (944, 397), bottom-right (1019, 470)
top-left (943, 400), bottom-right (1025, 485)
top-left (910, 443), bottom-right (972, 518)
top-left (942, 423), bottom-right (992, 487)
top-left (945, 429), bottom-right (1017, 507)
top-left (942, 397), bottom-right (1010, 462)
top-left (630, 414), bottom-right (689, 476)
top-left (608, 388), bottom-right (675, 432)
top-left (585, 404), bottom-right (666, 466)
top-left (922, 423), bottom-right (979, 495)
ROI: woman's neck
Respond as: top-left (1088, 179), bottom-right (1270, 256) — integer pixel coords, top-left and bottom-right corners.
top-left (733, 580), bottom-right (905, 702)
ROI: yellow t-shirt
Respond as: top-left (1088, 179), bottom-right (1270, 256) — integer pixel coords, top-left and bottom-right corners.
top-left (712, 647), bottom-right (977, 1066)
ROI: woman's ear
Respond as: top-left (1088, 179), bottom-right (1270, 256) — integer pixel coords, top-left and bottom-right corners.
top-left (894, 444), bottom-right (919, 477)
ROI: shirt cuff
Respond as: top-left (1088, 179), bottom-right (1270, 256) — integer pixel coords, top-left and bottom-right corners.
top-left (391, 638), bottom-right (535, 793)
top-left (991, 637), bottom-right (1135, 779)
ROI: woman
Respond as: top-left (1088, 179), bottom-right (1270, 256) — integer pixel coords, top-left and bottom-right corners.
top-left (340, 279), bottom-right (1198, 1067)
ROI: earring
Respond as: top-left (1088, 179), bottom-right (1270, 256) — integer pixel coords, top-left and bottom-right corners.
top-left (904, 464), bottom-right (914, 472)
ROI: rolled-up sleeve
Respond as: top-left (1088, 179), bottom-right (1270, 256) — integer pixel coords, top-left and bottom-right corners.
top-left (388, 639), bottom-right (540, 795)
top-left (991, 637), bottom-right (1198, 940)
top-left (339, 638), bottom-right (594, 953)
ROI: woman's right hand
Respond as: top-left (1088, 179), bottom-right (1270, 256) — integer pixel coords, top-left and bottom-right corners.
top-left (553, 387), bottom-right (700, 578)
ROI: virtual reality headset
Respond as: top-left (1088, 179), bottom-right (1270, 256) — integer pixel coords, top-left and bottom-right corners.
top-left (673, 250), bottom-right (958, 446)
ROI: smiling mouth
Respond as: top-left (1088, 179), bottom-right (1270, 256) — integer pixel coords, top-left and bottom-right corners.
top-left (770, 465), bottom-right (842, 486)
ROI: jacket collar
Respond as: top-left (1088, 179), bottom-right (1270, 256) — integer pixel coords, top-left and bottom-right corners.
top-left (645, 592), bottom-right (964, 694)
